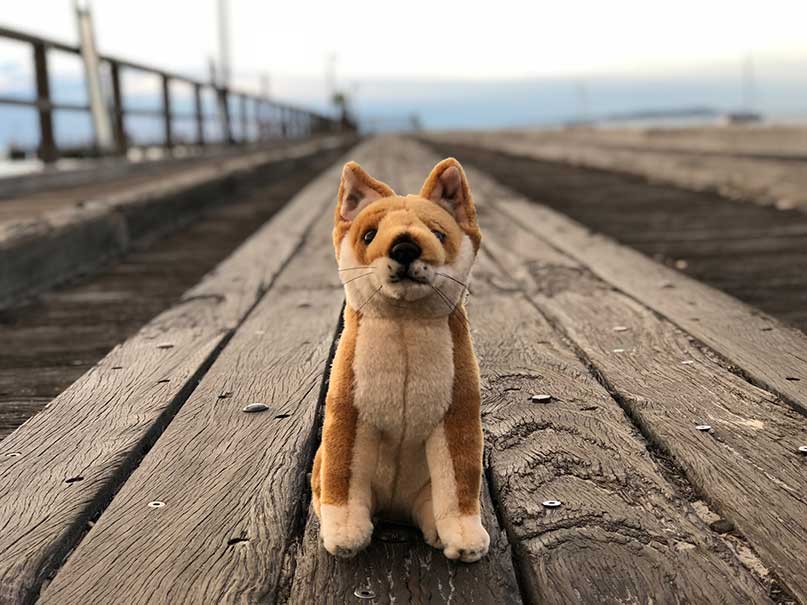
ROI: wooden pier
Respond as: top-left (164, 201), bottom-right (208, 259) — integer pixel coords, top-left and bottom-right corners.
top-left (1, 135), bottom-right (807, 604)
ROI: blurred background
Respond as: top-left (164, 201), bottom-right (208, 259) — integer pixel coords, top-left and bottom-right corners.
top-left (1, 0), bottom-right (806, 168)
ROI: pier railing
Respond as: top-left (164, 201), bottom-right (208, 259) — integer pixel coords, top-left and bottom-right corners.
top-left (0, 25), bottom-right (344, 163)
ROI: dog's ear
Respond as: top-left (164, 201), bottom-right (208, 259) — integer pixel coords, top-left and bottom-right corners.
top-left (420, 158), bottom-right (480, 241)
top-left (336, 161), bottom-right (395, 223)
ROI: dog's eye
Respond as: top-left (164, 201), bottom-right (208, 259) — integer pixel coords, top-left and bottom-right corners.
top-left (363, 229), bottom-right (377, 244)
top-left (432, 230), bottom-right (446, 243)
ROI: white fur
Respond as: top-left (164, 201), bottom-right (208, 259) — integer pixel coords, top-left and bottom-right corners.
top-left (425, 423), bottom-right (490, 562)
top-left (339, 234), bottom-right (475, 319)
top-left (320, 421), bottom-right (379, 557)
top-left (352, 315), bottom-right (454, 516)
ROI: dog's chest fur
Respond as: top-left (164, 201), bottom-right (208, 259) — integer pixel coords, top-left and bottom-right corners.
top-left (353, 315), bottom-right (454, 439)
top-left (352, 315), bottom-right (455, 514)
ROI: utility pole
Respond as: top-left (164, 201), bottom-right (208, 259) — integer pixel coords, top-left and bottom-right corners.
top-left (74, 0), bottom-right (114, 152)
top-left (260, 73), bottom-right (271, 99)
top-left (217, 0), bottom-right (231, 88)
top-left (741, 54), bottom-right (756, 112)
top-left (215, 0), bottom-right (234, 143)
top-left (576, 81), bottom-right (590, 124)
top-left (325, 53), bottom-right (337, 101)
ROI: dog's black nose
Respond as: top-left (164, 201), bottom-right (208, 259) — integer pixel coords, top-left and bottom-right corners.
top-left (389, 237), bottom-right (421, 266)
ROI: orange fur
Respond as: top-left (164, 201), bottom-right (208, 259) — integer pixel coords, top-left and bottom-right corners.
top-left (446, 307), bottom-right (483, 515)
top-left (314, 306), bottom-right (359, 507)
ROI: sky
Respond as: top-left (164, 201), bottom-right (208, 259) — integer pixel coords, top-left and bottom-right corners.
top-left (3, 1), bottom-right (807, 82)
top-left (1, 0), bottom-right (807, 139)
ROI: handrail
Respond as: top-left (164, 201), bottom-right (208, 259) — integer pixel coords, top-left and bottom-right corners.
top-left (0, 25), bottom-right (344, 162)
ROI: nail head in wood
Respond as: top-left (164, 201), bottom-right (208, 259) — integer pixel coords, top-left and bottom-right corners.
top-left (695, 425), bottom-right (712, 432)
top-left (681, 360), bottom-right (695, 365)
top-left (798, 446), bottom-right (807, 454)
top-left (542, 500), bottom-right (562, 508)
top-left (530, 394), bottom-right (552, 403)
top-left (354, 588), bottom-right (375, 599)
top-left (5, 452), bottom-right (22, 457)
top-left (612, 326), bottom-right (629, 332)
top-left (156, 343), bottom-right (175, 349)
top-left (243, 403), bottom-right (269, 413)
top-left (148, 501), bottom-right (166, 508)
top-left (612, 348), bottom-right (626, 353)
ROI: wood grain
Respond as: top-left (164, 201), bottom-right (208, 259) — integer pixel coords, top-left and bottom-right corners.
top-left (0, 143), bottom-right (356, 605)
top-left (452, 163), bottom-right (807, 419)
top-left (41, 209), bottom-right (343, 604)
top-left (461, 167), bottom-right (807, 603)
top-left (470, 251), bottom-right (769, 604)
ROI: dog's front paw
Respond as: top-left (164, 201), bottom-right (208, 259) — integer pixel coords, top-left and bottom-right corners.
top-left (319, 504), bottom-right (373, 558)
top-left (435, 514), bottom-right (490, 563)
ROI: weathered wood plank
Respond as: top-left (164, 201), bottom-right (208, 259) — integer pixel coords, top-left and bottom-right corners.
top-left (427, 131), bottom-right (807, 211)
top-left (470, 251), bottom-right (768, 604)
top-left (0, 135), bottom-right (353, 309)
top-left (0, 144), bottom-right (356, 605)
top-left (459, 168), bottom-right (807, 602)
top-left (288, 489), bottom-right (521, 604)
top-left (374, 139), bottom-right (769, 604)
top-left (41, 208), bottom-right (343, 603)
top-left (462, 168), bottom-right (807, 419)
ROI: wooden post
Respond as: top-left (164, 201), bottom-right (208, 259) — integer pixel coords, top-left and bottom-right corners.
top-left (253, 97), bottom-right (262, 141)
top-left (240, 94), bottom-right (248, 143)
top-left (109, 60), bottom-right (127, 155)
top-left (194, 83), bottom-right (205, 146)
top-left (32, 42), bottom-right (57, 163)
top-left (218, 87), bottom-right (233, 144)
top-left (161, 74), bottom-right (173, 148)
top-left (281, 106), bottom-right (288, 138)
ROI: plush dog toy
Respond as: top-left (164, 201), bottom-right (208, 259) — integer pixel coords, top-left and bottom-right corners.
top-left (311, 157), bottom-right (489, 563)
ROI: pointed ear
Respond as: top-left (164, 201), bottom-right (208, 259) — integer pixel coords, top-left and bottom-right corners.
top-left (420, 158), bottom-right (478, 232)
top-left (336, 161), bottom-right (395, 223)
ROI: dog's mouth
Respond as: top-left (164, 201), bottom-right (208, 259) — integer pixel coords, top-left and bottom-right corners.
top-left (380, 264), bottom-right (434, 302)
top-left (388, 272), bottom-right (429, 285)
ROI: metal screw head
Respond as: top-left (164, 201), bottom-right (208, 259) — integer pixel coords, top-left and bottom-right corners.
top-left (4, 452), bottom-right (22, 457)
top-left (612, 348), bottom-right (626, 353)
top-left (156, 343), bottom-right (175, 350)
top-left (612, 326), bottom-right (628, 332)
top-left (243, 403), bottom-right (269, 413)
top-left (542, 500), bottom-right (562, 508)
top-left (530, 394), bottom-right (552, 403)
top-left (354, 588), bottom-right (375, 600)
top-left (681, 360), bottom-right (695, 365)
top-left (798, 446), bottom-right (807, 454)
top-left (148, 501), bottom-right (165, 508)
top-left (695, 425), bottom-right (712, 432)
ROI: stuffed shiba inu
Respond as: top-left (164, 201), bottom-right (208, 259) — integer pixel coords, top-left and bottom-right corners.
top-left (311, 158), bottom-right (489, 563)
